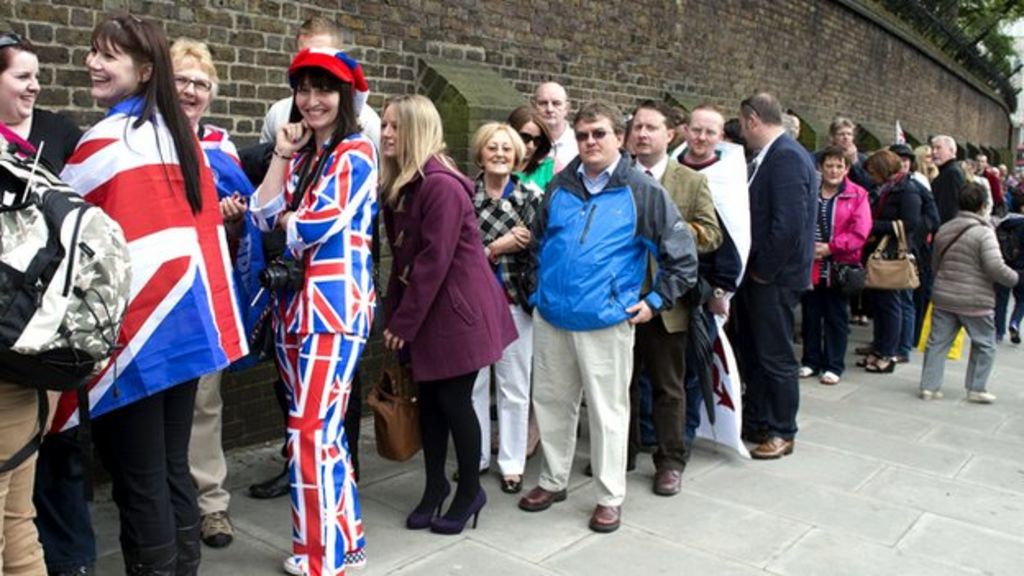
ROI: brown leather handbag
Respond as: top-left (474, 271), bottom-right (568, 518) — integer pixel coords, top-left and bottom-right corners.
top-left (865, 220), bottom-right (920, 290)
top-left (365, 361), bottom-right (421, 462)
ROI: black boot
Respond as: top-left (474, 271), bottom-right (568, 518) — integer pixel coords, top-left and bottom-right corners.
top-left (175, 524), bottom-right (201, 576)
top-left (248, 464), bottom-right (290, 499)
top-left (124, 543), bottom-right (176, 576)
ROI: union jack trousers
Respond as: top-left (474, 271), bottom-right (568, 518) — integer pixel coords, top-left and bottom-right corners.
top-left (276, 328), bottom-right (366, 576)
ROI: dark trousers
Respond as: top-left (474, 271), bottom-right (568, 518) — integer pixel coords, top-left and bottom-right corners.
top-left (870, 289), bottom-right (903, 357)
top-left (273, 370), bottom-right (362, 480)
top-left (629, 320), bottom-right (688, 471)
top-left (417, 371), bottom-right (481, 518)
top-left (800, 284), bottom-right (850, 375)
top-left (994, 284), bottom-right (1024, 338)
top-left (33, 430), bottom-right (96, 573)
top-left (92, 381), bottom-right (199, 552)
top-left (735, 282), bottom-right (801, 439)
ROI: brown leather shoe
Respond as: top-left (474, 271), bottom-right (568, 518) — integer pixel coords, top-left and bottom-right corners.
top-left (653, 469), bottom-right (682, 496)
top-left (588, 505), bottom-right (622, 533)
top-left (750, 437), bottom-right (795, 460)
top-left (518, 486), bottom-right (567, 512)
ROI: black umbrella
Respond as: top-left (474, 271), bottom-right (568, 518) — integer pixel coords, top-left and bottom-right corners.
top-left (687, 297), bottom-right (717, 426)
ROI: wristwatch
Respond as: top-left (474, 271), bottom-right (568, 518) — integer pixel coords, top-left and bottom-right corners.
top-left (712, 287), bottom-right (726, 299)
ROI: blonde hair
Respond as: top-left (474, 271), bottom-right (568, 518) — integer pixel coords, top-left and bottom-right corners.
top-left (914, 144), bottom-right (937, 182)
top-left (470, 122), bottom-right (526, 170)
top-left (169, 37), bottom-right (218, 96)
top-left (380, 95), bottom-right (455, 205)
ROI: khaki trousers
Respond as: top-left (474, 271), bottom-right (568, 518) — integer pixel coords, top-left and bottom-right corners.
top-left (0, 384), bottom-right (47, 576)
top-left (532, 312), bottom-right (634, 506)
top-left (188, 371), bottom-right (230, 515)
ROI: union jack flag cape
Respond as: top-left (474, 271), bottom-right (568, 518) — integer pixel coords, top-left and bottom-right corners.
top-left (53, 96), bottom-right (247, 430)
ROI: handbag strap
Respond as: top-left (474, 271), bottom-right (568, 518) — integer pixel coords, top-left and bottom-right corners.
top-left (936, 224), bottom-right (979, 269)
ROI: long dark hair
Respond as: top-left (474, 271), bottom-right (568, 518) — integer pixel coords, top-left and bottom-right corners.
top-left (91, 13), bottom-right (202, 213)
top-left (507, 105), bottom-right (552, 174)
top-left (287, 67), bottom-right (359, 201)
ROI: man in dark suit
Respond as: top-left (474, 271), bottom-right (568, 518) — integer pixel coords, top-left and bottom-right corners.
top-left (734, 93), bottom-right (817, 459)
top-left (930, 135), bottom-right (965, 224)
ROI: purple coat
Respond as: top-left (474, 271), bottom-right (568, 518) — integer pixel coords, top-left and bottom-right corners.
top-left (383, 156), bottom-right (516, 382)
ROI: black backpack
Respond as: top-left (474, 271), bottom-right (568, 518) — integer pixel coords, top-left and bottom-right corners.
top-left (0, 138), bottom-right (130, 473)
top-left (996, 217), bottom-right (1024, 268)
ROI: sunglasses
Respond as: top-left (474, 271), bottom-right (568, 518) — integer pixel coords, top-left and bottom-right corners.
top-left (175, 75), bottom-right (213, 94)
top-left (0, 32), bottom-right (26, 50)
top-left (518, 132), bottom-right (539, 146)
top-left (575, 128), bottom-right (610, 142)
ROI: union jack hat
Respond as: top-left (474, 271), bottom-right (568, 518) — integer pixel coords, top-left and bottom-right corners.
top-left (288, 47), bottom-right (369, 116)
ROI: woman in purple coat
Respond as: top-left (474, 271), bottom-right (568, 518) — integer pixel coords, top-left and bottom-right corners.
top-left (380, 95), bottom-right (516, 535)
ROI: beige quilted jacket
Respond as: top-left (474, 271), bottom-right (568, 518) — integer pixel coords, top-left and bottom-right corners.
top-left (931, 211), bottom-right (1019, 313)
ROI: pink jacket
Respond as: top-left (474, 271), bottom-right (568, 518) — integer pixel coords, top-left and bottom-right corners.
top-left (811, 177), bottom-right (872, 284)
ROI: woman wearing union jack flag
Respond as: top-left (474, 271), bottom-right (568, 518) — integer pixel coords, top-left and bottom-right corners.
top-left (56, 13), bottom-right (247, 576)
top-left (250, 48), bottom-right (377, 576)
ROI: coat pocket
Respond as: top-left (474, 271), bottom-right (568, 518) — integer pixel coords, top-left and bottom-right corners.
top-left (446, 283), bottom-right (479, 327)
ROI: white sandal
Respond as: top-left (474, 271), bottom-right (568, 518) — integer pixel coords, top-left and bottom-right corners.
top-left (819, 371), bottom-right (840, 385)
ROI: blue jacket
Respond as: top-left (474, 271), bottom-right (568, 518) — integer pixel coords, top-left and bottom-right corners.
top-left (530, 156), bottom-right (698, 331)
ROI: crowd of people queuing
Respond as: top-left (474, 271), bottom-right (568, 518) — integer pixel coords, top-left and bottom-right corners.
top-left (3, 11), bottom-right (1024, 576)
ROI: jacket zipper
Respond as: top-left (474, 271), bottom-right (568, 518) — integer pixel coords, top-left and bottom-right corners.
top-left (579, 204), bottom-right (597, 245)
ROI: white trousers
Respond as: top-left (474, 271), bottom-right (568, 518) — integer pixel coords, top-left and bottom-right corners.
top-left (532, 311), bottom-right (634, 506)
top-left (473, 305), bottom-right (533, 475)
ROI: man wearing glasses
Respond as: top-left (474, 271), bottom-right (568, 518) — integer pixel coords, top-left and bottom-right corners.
top-left (519, 102), bottom-right (697, 533)
top-left (533, 81), bottom-right (576, 173)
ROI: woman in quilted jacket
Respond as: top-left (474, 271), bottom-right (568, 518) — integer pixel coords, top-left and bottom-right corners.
top-left (919, 182), bottom-right (1022, 402)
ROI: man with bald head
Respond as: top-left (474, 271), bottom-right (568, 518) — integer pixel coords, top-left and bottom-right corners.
top-left (533, 82), bottom-right (577, 172)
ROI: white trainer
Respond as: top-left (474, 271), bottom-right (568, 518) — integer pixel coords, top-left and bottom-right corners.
top-left (919, 389), bottom-right (944, 400)
top-left (967, 391), bottom-right (997, 404)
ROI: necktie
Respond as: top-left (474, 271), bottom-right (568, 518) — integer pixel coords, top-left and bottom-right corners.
top-left (747, 158), bottom-right (759, 182)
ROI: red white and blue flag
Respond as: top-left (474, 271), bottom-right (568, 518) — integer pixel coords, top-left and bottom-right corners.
top-left (53, 96), bottom-right (247, 430)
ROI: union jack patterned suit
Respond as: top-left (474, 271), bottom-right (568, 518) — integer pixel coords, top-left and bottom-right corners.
top-left (251, 133), bottom-right (377, 576)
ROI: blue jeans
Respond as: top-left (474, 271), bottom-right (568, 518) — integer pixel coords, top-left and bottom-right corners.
top-left (800, 284), bottom-right (849, 375)
top-left (897, 289), bottom-right (916, 357)
top-left (994, 284), bottom-right (1024, 339)
top-left (871, 289), bottom-right (903, 357)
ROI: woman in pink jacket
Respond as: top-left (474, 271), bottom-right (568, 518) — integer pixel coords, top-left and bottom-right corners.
top-left (800, 146), bottom-right (872, 385)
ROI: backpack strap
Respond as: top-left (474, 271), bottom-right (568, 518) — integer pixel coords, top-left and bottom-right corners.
top-left (0, 387), bottom-right (48, 474)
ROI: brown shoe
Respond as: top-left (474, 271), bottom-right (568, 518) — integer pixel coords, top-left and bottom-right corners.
top-left (653, 469), bottom-right (682, 496)
top-left (741, 429), bottom-right (769, 445)
top-left (750, 437), bottom-right (795, 460)
top-left (518, 486), bottom-right (567, 512)
top-left (588, 505), bottom-right (622, 533)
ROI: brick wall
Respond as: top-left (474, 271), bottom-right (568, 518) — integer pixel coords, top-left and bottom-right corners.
top-left (2, 0), bottom-right (1012, 448)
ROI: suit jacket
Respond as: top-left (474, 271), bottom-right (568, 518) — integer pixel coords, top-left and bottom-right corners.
top-left (648, 161), bottom-right (723, 333)
top-left (747, 133), bottom-right (817, 290)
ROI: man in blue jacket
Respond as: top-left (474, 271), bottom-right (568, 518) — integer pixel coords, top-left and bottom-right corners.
top-left (518, 102), bottom-right (698, 533)
top-left (734, 93), bottom-right (817, 459)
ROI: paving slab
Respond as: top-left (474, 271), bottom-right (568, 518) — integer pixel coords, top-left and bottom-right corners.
top-left (685, 462), bottom-right (921, 545)
top-left (799, 395), bottom-right (936, 440)
top-left (542, 525), bottom-right (768, 576)
top-left (918, 423), bottom-right (1024, 464)
top-left (767, 527), bottom-right (983, 576)
top-left (857, 466), bottom-right (1024, 537)
top-left (897, 513), bottom-right (1024, 576)
top-left (955, 454), bottom-right (1024, 495)
top-left (387, 539), bottom-right (558, 576)
top-left (797, 419), bottom-right (971, 477)
top-left (625, 487), bottom-right (811, 567)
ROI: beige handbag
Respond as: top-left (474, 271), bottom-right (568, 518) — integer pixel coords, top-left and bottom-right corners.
top-left (865, 220), bottom-right (920, 290)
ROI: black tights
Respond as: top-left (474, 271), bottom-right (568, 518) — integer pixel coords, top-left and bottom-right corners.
top-left (415, 371), bottom-right (481, 520)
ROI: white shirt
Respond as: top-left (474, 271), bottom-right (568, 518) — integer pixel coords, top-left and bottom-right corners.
top-left (260, 96), bottom-right (381, 155)
top-left (636, 154), bottom-right (669, 182)
top-left (748, 130), bottom-right (785, 184)
top-left (576, 154), bottom-right (621, 196)
top-left (550, 126), bottom-right (578, 173)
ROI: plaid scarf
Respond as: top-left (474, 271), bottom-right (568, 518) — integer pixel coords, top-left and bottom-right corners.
top-left (473, 175), bottom-right (539, 308)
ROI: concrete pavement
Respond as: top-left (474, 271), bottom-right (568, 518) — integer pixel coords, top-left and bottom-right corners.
top-left (93, 325), bottom-right (1024, 575)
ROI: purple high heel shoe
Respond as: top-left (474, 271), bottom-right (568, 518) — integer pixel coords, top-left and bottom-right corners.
top-left (429, 489), bottom-right (487, 535)
top-left (406, 482), bottom-right (451, 530)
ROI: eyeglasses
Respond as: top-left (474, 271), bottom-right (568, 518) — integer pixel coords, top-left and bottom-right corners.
top-left (0, 32), bottom-right (26, 50)
top-left (575, 128), bottom-right (610, 142)
top-left (174, 75), bottom-right (213, 94)
top-left (518, 132), bottom-right (538, 146)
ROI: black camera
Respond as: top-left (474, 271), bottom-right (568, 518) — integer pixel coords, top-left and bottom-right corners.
top-left (259, 258), bottom-right (305, 291)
